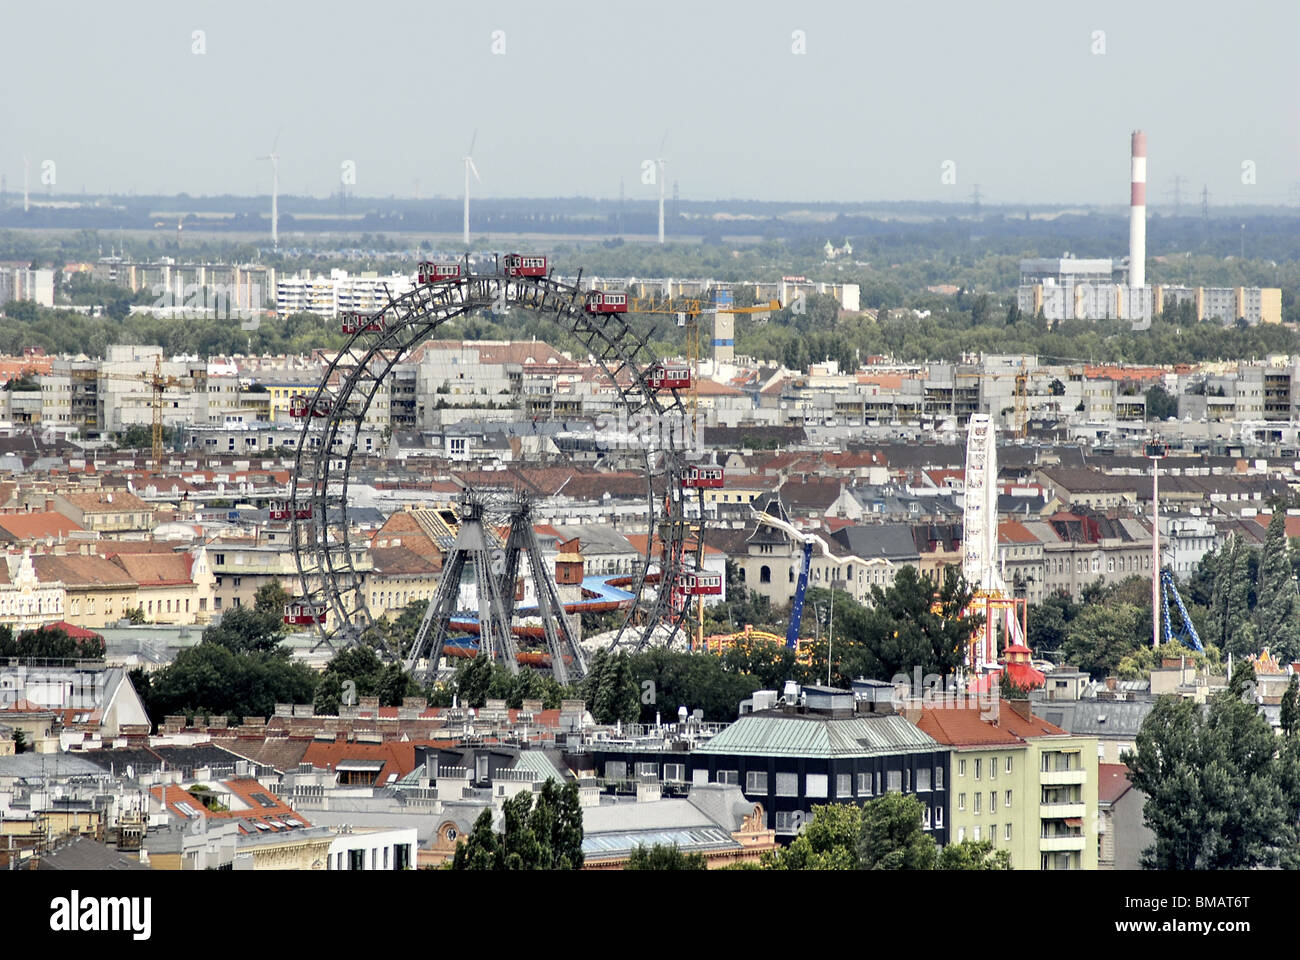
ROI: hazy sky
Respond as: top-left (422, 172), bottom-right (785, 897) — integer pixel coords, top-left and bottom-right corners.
top-left (2, 0), bottom-right (1297, 206)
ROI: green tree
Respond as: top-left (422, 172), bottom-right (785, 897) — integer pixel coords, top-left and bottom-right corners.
top-left (762, 803), bottom-right (861, 870)
top-left (858, 793), bottom-right (938, 870)
top-left (1253, 513), bottom-right (1300, 662)
top-left (1061, 602), bottom-right (1142, 679)
top-left (1027, 590), bottom-right (1076, 656)
top-left (1282, 674), bottom-right (1300, 737)
top-left (253, 581), bottom-right (292, 617)
top-left (12, 729), bottom-right (27, 754)
top-left (202, 604), bottom-right (285, 655)
top-left (936, 839), bottom-right (1012, 870)
top-left (1123, 692), bottom-right (1296, 869)
top-left (143, 642), bottom-right (317, 726)
top-left (1144, 384), bottom-right (1178, 421)
top-left (1210, 534), bottom-right (1258, 657)
top-left (449, 781), bottom-right (583, 871)
top-left (625, 843), bottom-right (706, 870)
top-left (591, 650), bottom-right (640, 725)
top-left (830, 566), bottom-right (980, 685)
top-left (450, 809), bottom-right (500, 870)
top-left (0, 624), bottom-right (105, 660)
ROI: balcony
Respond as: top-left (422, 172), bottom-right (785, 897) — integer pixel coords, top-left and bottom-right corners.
top-left (1040, 802), bottom-right (1087, 820)
top-left (1039, 834), bottom-right (1086, 852)
top-left (1040, 769), bottom-right (1086, 786)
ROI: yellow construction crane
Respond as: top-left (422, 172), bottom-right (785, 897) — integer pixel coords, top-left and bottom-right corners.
top-left (96, 356), bottom-right (194, 469)
top-left (627, 296), bottom-right (781, 433)
top-left (626, 294), bottom-right (780, 649)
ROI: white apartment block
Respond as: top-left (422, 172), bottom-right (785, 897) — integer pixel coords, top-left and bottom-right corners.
top-left (0, 266), bottom-right (55, 307)
top-left (276, 269), bottom-right (415, 317)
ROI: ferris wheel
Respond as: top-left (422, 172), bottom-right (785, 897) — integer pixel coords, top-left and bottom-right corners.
top-left (283, 254), bottom-right (707, 680)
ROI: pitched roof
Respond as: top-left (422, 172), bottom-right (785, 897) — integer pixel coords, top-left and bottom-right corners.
top-left (34, 836), bottom-right (150, 871)
top-left (300, 740), bottom-right (419, 784)
top-left (368, 545), bottom-right (439, 577)
top-left (107, 552), bottom-right (193, 587)
top-left (695, 711), bottom-right (939, 758)
top-left (30, 554), bottom-right (137, 589)
top-left (1098, 763), bottom-right (1135, 805)
top-left (0, 511), bottom-right (85, 541)
top-left (915, 701), bottom-right (1066, 746)
top-left (59, 490), bottom-right (153, 513)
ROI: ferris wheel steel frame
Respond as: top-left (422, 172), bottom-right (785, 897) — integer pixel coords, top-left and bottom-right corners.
top-left (288, 257), bottom-right (705, 671)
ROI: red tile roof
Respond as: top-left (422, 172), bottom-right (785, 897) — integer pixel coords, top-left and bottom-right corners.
top-left (998, 521), bottom-right (1040, 545)
top-left (915, 700), bottom-right (1066, 746)
top-left (0, 511), bottom-right (86, 541)
top-left (300, 740), bottom-right (419, 784)
top-left (149, 780), bottom-right (312, 831)
top-left (1098, 763), bottom-right (1135, 805)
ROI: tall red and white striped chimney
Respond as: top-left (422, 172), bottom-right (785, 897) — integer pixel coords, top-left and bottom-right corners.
top-left (1129, 130), bottom-right (1147, 289)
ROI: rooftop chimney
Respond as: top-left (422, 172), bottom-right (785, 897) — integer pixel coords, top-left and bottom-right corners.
top-left (1129, 130), bottom-right (1147, 289)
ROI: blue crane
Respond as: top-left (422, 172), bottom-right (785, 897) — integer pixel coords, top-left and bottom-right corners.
top-left (786, 540), bottom-right (814, 650)
top-left (1161, 569), bottom-right (1204, 653)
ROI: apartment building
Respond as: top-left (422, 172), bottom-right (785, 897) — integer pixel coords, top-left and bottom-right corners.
top-left (919, 700), bottom-right (1099, 870)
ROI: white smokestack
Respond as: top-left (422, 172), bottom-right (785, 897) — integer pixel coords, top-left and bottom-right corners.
top-left (1129, 130), bottom-right (1147, 289)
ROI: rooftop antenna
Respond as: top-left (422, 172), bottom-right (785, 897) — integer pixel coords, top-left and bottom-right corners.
top-left (463, 130), bottom-right (480, 249)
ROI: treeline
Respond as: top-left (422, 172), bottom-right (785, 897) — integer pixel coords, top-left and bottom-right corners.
top-left (0, 301), bottom-right (349, 358)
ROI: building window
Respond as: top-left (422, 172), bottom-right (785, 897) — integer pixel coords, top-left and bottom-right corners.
top-left (836, 773), bottom-right (852, 797)
top-left (990, 791), bottom-right (997, 811)
top-left (974, 759), bottom-right (981, 780)
top-left (886, 770), bottom-right (902, 792)
top-left (958, 793), bottom-right (966, 811)
top-left (1005, 757), bottom-right (1012, 774)
top-left (989, 760), bottom-right (996, 781)
top-left (916, 767), bottom-right (932, 792)
top-left (774, 810), bottom-right (803, 833)
top-left (958, 759), bottom-right (966, 777)
top-left (975, 792), bottom-right (982, 813)
top-left (775, 773), bottom-right (798, 797)
top-left (923, 806), bottom-right (932, 829)
top-left (935, 806), bottom-right (943, 828)
top-left (605, 761), bottom-right (627, 781)
top-left (663, 763), bottom-right (685, 783)
top-left (760, 565), bottom-right (771, 584)
top-left (990, 824), bottom-right (997, 843)
top-left (806, 774), bottom-right (828, 798)
top-left (1005, 789), bottom-right (1012, 808)
top-left (935, 766), bottom-right (944, 790)
top-left (746, 771), bottom-right (768, 794)
top-left (973, 826), bottom-right (981, 843)
top-left (857, 772), bottom-right (872, 796)
top-left (717, 770), bottom-right (738, 785)
top-left (957, 826), bottom-right (966, 843)
top-left (1005, 823), bottom-right (1012, 841)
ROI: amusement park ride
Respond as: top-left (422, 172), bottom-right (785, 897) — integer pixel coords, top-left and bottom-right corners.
top-left (961, 414), bottom-right (1028, 675)
top-left (281, 253), bottom-right (730, 682)
top-left (959, 421), bottom-right (1201, 684)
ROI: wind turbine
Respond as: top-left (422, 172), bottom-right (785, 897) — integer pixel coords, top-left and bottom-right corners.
top-left (656, 131), bottom-right (668, 244)
top-left (258, 130), bottom-right (282, 251)
top-left (463, 131), bottom-right (480, 249)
